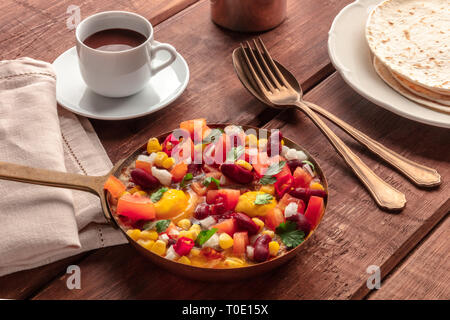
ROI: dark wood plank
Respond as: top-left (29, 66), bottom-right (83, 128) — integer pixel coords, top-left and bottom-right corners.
top-left (0, 0), bottom-right (199, 300)
top-left (32, 72), bottom-right (450, 299)
top-left (89, 0), bottom-right (353, 163)
top-left (0, 0), bottom-right (199, 61)
top-left (369, 216), bottom-right (449, 300)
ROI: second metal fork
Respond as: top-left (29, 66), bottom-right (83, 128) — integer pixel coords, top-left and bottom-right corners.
top-left (240, 39), bottom-right (407, 211)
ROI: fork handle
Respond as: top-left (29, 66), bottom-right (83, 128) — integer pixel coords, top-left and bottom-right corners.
top-left (294, 101), bottom-right (406, 211)
top-left (304, 101), bottom-right (441, 188)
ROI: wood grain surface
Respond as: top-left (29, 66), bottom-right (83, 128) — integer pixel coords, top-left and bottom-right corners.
top-left (369, 216), bottom-right (449, 300)
top-left (1, 0), bottom-right (448, 300)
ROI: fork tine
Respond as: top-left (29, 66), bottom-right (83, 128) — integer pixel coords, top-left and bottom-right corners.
top-left (240, 43), bottom-right (270, 95)
top-left (244, 41), bottom-right (276, 93)
top-left (252, 39), bottom-right (283, 90)
top-left (256, 37), bottom-right (292, 90)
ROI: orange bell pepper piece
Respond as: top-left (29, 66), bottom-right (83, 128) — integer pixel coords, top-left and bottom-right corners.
top-left (117, 193), bottom-right (156, 221)
top-left (103, 176), bottom-right (126, 198)
top-left (170, 162), bottom-right (188, 182)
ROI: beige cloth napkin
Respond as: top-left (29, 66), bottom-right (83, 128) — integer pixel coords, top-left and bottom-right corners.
top-left (0, 58), bottom-right (126, 276)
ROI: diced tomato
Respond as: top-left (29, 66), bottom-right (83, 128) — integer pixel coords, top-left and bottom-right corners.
top-left (304, 196), bottom-right (325, 230)
top-left (117, 193), bottom-right (156, 221)
top-left (206, 189), bottom-right (240, 211)
top-left (161, 133), bottom-right (180, 156)
top-left (172, 137), bottom-right (194, 162)
top-left (135, 160), bottom-right (152, 174)
top-left (265, 207), bottom-right (286, 230)
top-left (212, 218), bottom-right (237, 236)
top-left (173, 237), bottom-right (195, 256)
top-left (180, 118), bottom-right (207, 141)
top-left (274, 173), bottom-right (293, 197)
top-left (293, 167), bottom-right (313, 188)
top-left (275, 163), bottom-right (291, 180)
top-left (277, 193), bottom-right (306, 214)
top-left (201, 247), bottom-right (224, 260)
top-left (103, 176), bottom-right (126, 199)
top-left (191, 182), bottom-right (207, 196)
top-left (170, 162), bottom-right (188, 182)
top-left (233, 232), bottom-right (249, 256)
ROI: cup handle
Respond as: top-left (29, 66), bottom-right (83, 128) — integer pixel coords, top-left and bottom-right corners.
top-left (150, 43), bottom-right (177, 75)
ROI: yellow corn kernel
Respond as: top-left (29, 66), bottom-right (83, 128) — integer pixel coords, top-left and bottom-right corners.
top-left (162, 157), bottom-right (175, 169)
top-left (269, 241), bottom-right (280, 256)
top-left (194, 144), bottom-right (204, 153)
top-left (189, 247), bottom-right (201, 258)
top-left (258, 138), bottom-right (268, 149)
top-left (179, 230), bottom-right (197, 241)
top-left (147, 137), bottom-right (162, 154)
top-left (121, 191), bottom-right (131, 197)
top-left (126, 229), bottom-right (141, 241)
top-left (281, 139), bottom-right (285, 146)
top-left (137, 239), bottom-right (155, 251)
top-left (178, 256), bottom-right (191, 265)
top-left (224, 257), bottom-right (244, 267)
top-left (245, 134), bottom-right (258, 147)
top-left (139, 230), bottom-right (158, 241)
top-left (154, 152), bottom-right (168, 167)
top-left (150, 240), bottom-right (166, 256)
top-left (259, 185), bottom-right (275, 195)
top-left (262, 230), bottom-right (275, 238)
top-left (310, 182), bottom-right (325, 191)
top-left (235, 159), bottom-right (253, 171)
top-left (189, 224), bottom-right (201, 235)
top-left (219, 233), bottom-right (234, 250)
top-left (129, 186), bottom-right (141, 194)
top-left (177, 219), bottom-right (192, 230)
top-left (252, 218), bottom-right (265, 232)
top-left (135, 190), bottom-right (148, 197)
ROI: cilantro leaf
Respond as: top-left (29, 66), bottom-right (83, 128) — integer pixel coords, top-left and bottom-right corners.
top-left (226, 145), bottom-right (245, 162)
top-left (254, 193), bottom-right (274, 205)
top-left (150, 187), bottom-right (168, 202)
top-left (155, 219), bottom-right (171, 233)
top-left (203, 176), bottom-right (221, 189)
top-left (276, 221), bottom-right (305, 248)
top-left (302, 160), bottom-right (315, 172)
top-left (142, 221), bottom-right (157, 231)
top-left (180, 173), bottom-right (193, 188)
top-left (258, 161), bottom-right (286, 185)
top-left (195, 228), bottom-right (218, 246)
top-left (202, 129), bottom-right (223, 144)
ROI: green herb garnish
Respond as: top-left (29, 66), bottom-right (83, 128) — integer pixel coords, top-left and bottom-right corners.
top-left (275, 221), bottom-right (305, 248)
top-left (155, 219), bottom-right (171, 233)
top-left (195, 228), bottom-right (218, 246)
top-left (142, 221), bottom-right (157, 231)
top-left (150, 187), bottom-right (168, 202)
top-left (180, 173), bottom-right (193, 188)
top-left (259, 161), bottom-right (286, 185)
top-left (302, 160), bottom-right (315, 172)
top-left (203, 176), bottom-right (221, 189)
top-left (254, 193), bottom-right (274, 205)
top-left (226, 145), bottom-right (245, 162)
top-left (202, 128), bottom-right (223, 144)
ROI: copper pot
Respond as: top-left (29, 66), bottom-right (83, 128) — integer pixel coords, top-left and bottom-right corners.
top-left (211, 0), bottom-right (287, 32)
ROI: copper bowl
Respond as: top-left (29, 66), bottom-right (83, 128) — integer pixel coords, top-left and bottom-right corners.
top-left (0, 123), bottom-right (328, 282)
top-left (211, 0), bottom-right (287, 32)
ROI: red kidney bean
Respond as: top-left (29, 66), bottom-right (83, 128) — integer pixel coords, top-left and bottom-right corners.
top-left (267, 130), bottom-right (283, 157)
top-left (187, 163), bottom-right (202, 175)
top-left (287, 213), bottom-right (312, 235)
top-left (220, 163), bottom-right (254, 184)
top-left (210, 201), bottom-right (227, 216)
top-left (289, 187), bottom-right (327, 202)
top-left (194, 203), bottom-right (210, 220)
top-left (287, 159), bottom-right (303, 172)
top-left (232, 212), bottom-right (259, 235)
top-left (130, 168), bottom-right (159, 189)
top-left (253, 234), bottom-right (271, 262)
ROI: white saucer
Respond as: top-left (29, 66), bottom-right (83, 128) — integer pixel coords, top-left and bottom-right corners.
top-left (328, 0), bottom-right (450, 129)
top-left (53, 42), bottom-right (189, 120)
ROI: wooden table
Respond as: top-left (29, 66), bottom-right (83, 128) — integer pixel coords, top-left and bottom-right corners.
top-left (0, 0), bottom-right (448, 300)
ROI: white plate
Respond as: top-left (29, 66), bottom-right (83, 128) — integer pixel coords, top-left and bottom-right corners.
top-left (328, 0), bottom-right (450, 129)
top-left (53, 42), bottom-right (189, 120)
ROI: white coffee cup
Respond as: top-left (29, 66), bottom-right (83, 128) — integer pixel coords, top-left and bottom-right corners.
top-left (75, 11), bottom-right (177, 98)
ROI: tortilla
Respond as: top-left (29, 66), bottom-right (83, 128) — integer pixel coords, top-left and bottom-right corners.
top-left (373, 57), bottom-right (450, 114)
top-left (366, 0), bottom-right (450, 94)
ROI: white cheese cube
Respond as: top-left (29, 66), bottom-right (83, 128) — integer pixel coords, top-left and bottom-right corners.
top-left (151, 166), bottom-right (172, 186)
top-left (199, 216), bottom-right (216, 229)
top-left (202, 233), bottom-right (219, 248)
top-left (284, 202), bottom-right (298, 218)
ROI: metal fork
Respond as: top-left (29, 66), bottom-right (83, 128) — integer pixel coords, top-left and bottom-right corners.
top-left (240, 38), bottom-right (406, 211)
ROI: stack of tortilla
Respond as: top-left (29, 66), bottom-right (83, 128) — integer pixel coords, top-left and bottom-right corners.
top-left (365, 0), bottom-right (450, 114)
